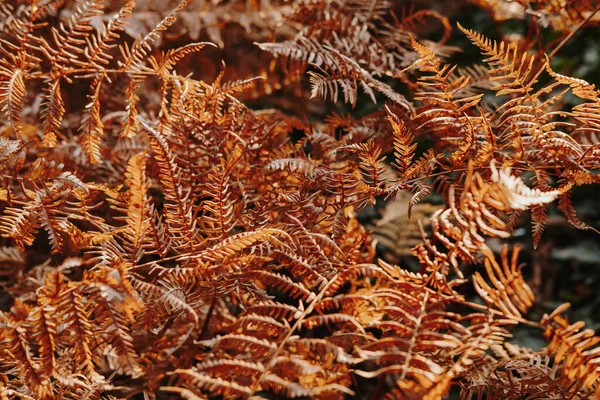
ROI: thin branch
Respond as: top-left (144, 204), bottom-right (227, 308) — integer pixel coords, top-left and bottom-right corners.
top-left (548, 4), bottom-right (600, 61)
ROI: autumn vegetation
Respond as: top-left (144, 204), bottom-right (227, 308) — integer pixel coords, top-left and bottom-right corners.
top-left (1, 0), bottom-right (600, 399)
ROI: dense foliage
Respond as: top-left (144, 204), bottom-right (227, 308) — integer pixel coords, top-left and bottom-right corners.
top-left (1, 0), bottom-right (600, 399)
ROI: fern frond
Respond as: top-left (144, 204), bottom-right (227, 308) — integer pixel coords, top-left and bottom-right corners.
top-left (201, 160), bottom-right (239, 240)
top-left (408, 180), bottom-right (431, 219)
top-left (39, 77), bottom-right (64, 147)
top-left (141, 120), bottom-right (200, 250)
top-left (0, 205), bottom-right (40, 251)
top-left (458, 23), bottom-right (543, 94)
top-left (0, 65), bottom-right (26, 137)
top-left (253, 270), bottom-right (316, 302)
top-left (56, 283), bottom-right (97, 378)
top-left (119, 0), bottom-right (191, 72)
top-left (473, 246), bottom-right (535, 319)
top-left (165, 370), bottom-right (253, 398)
top-left (84, 0), bottom-right (135, 70)
top-left (557, 191), bottom-right (600, 234)
top-left (45, 0), bottom-right (105, 68)
top-left (79, 74), bottom-right (104, 164)
top-left (121, 152), bottom-right (154, 262)
top-left (28, 304), bottom-right (57, 379)
top-left (230, 314), bottom-right (289, 338)
top-left (262, 374), bottom-right (355, 397)
top-left (243, 301), bottom-right (301, 322)
top-left (186, 229), bottom-right (291, 262)
top-left (130, 278), bottom-right (198, 325)
top-left (3, 322), bottom-right (53, 398)
top-left (541, 304), bottom-right (600, 393)
top-left (260, 37), bottom-right (412, 110)
top-left (199, 333), bottom-right (277, 357)
top-left (94, 290), bottom-right (143, 378)
top-left (387, 106), bottom-right (416, 179)
top-left (411, 36), bottom-right (484, 167)
top-left (490, 161), bottom-right (564, 210)
top-left (150, 43), bottom-right (216, 76)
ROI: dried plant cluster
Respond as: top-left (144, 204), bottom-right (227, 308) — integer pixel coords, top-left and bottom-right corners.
top-left (1, 0), bottom-right (600, 399)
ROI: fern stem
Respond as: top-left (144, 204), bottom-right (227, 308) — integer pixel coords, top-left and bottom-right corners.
top-left (198, 297), bottom-right (216, 340)
top-left (548, 4), bottom-right (600, 61)
top-left (248, 273), bottom-right (341, 395)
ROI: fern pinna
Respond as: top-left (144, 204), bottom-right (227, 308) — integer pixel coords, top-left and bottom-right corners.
top-left (1, 0), bottom-right (600, 399)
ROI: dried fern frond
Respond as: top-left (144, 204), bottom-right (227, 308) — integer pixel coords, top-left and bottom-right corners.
top-left (541, 304), bottom-right (600, 396)
top-left (0, 64), bottom-right (27, 138)
top-left (490, 160), bottom-right (565, 210)
top-left (472, 245), bottom-right (535, 319)
top-left (1, 1), bottom-right (599, 399)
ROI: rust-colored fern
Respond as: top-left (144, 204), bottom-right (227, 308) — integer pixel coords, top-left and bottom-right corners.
top-left (0, 1), bottom-right (599, 399)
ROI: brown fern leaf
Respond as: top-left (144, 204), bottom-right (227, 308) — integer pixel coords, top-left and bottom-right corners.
top-left (164, 370), bottom-right (253, 398)
top-left (200, 147), bottom-right (243, 240)
top-left (0, 64), bottom-right (27, 138)
top-left (39, 77), bottom-right (65, 147)
top-left (460, 355), bottom-right (569, 399)
top-left (259, 37), bottom-right (413, 111)
top-left (414, 160), bottom-right (563, 283)
top-left (84, 0), bottom-right (135, 70)
top-left (353, 289), bottom-right (462, 395)
top-left (541, 304), bottom-right (600, 396)
top-left (119, 0), bottom-right (191, 72)
top-left (557, 190), bottom-right (600, 234)
top-left (1, 312), bottom-right (54, 398)
top-left (1, 1), bottom-right (600, 399)
top-left (142, 120), bottom-right (200, 251)
top-left (387, 106), bottom-right (416, 179)
top-left (44, 0), bottom-right (105, 69)
top-left (410, 36), bottom-right (484, 167)
top-left (56, 282), bottom-right (98, 379)
top-left (472, 245), bottom-right (535, 319)
top-left (118, 152), bottom-right (155, 263)
top-left (182, 229), bottom-right (291, 263)
top-left (91, 284), bottom-right (144, 378)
